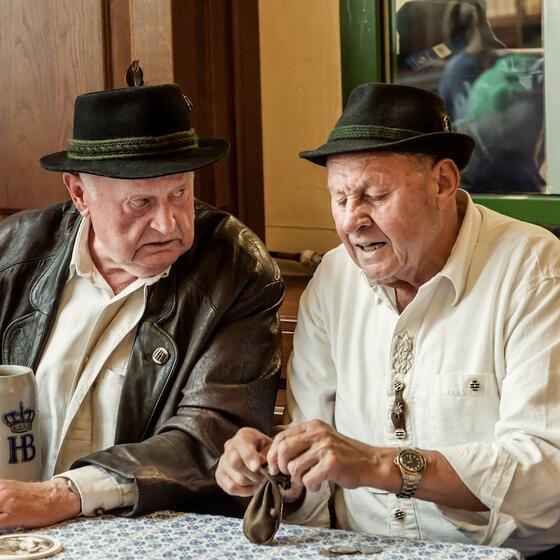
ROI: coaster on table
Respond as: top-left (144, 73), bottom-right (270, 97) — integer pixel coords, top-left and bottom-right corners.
top-left (0, 534), bottom-right (63, 559)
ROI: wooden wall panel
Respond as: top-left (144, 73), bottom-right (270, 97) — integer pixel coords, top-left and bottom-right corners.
top-left (106, 0), bottom-right (131, 88)
top-left (130, 0), bottom-right (174, 85)
top-left (231, 2), bottom-right (265, 240)
top-left (0, 0), bottom-right (106, 210)
top-left (171, 0), bottom-right (264, 238)
top-left (1, 0), bottom-right (264, 238)
top-left (171, 0), bottom-right (236, 213)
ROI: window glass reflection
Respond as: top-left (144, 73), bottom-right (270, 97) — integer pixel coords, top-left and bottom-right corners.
top-left (394, 0), bottom-right (546, 194)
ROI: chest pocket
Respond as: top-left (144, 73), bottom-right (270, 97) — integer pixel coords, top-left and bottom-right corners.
top-left (91, 366), bottom-right (127, 447)
top-left (429, 373), bottom-right (500, 446)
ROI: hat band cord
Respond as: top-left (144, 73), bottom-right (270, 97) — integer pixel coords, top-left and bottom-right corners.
top-left (67, 129), bottom-right (199, 160)
top-left (329, 124), bottom-right (429, 142)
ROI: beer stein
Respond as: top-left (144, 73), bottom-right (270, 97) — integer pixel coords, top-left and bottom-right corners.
top-left (0, 365), bottom-right (42, 481)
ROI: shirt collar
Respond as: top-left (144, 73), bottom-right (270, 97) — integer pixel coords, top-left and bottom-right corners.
top-left (438, 189), bottom-right (482, 305)
top-left (362, 189), bottom-right (481, 306)
top-left (68, 217), bottom-right (170, 292)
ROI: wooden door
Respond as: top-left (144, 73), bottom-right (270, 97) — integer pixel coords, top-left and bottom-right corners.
top-left (0, 0), bottom-right (264, 239)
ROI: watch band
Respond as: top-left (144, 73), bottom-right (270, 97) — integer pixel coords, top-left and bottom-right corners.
top-left (397, 473), bottom-right (421, 498)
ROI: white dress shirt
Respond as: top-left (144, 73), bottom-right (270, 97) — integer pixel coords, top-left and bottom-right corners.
top-left (36, 218), bottom-right (168, 515)
top-left (285, 191), bottom-right (560, 557)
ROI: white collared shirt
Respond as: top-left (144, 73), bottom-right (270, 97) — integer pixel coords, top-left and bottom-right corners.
top-left (36, 218), bottom-right (168, 514)
top-left (285, 191), bottom-right (560, 557)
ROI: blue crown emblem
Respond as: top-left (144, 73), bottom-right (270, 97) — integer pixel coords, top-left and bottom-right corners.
top-left (2, 402), bottom-right (35, 433)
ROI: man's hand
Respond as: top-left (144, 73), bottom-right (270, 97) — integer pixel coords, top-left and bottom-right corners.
top-left (0, 478), bottom-right (81, 528)
top-left (266, 419), bottom-right (388, 493)
top-left (216, 427), bottom-right (272, 496)
top-left (216, 427), bottom-right (306, 506)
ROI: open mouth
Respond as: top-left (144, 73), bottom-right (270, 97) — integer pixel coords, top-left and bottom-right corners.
top-left (357, 242), bottom-right (386, 253)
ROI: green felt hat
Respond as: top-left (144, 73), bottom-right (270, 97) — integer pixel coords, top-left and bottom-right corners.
top-left (299, 83), bottom-right (475, 169)
top-left (40, 82), bottom-right (229, 179)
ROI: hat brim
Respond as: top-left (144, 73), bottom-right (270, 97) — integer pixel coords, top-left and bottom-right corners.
top-left (39, 138), bottom-right (230, 179)
top-left (299, 132), bottom-right (475, 170)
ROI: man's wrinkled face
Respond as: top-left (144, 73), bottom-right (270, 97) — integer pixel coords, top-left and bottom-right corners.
top-left (327, 151), bottom-right (443, 286)
top-left (68, 172), bottom-right (196, 278)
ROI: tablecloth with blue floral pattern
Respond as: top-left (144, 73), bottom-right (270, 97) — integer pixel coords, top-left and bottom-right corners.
top-left (6, 511), bottom-right (522, 559)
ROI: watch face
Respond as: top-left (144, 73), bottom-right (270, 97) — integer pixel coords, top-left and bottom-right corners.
top-left (399, 449), bottom-right (426, 473)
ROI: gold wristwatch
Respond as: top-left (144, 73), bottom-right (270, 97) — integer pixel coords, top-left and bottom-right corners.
top-left (394, 448), bottom-right (426, 498)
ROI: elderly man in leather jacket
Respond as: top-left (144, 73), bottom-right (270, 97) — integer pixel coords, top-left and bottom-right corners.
top-left (0, 75), bottom-right (283, 527)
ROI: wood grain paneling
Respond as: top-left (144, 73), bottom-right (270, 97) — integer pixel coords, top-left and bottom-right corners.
top-left (171, 0), bottom-right (264, 239)
top-left (1, 0), bottom-right (264, 239)
top-left (231, 1), bottom-right (265, 240)
top-left (0, 0), bottom-right (106, 210)
top-left (130, 0), bottom-right (174, 85)
top-left (106, 0), bottom-right (132, 88)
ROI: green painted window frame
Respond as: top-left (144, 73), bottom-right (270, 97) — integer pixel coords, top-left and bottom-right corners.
top-left (339, 0), bottom-right (560, 226)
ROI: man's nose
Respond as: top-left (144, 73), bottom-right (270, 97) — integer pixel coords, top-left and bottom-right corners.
top-left (150, 203), bottom-right (176, 235)
top-left (341, 200), bottom-right (371, 234)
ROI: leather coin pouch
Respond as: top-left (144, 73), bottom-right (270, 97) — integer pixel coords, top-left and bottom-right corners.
top-left (242, 467), bottom-right (291, 545)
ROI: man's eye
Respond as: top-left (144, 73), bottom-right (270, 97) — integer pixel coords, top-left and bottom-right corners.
top-left (130, 198), bottom-right (150, 208)
top-left (366, 193), bottom-right (387, 203)
top-left (170, 188), bottom-right (186, 199)
top-left (336, 199), bottom-right (347, 207)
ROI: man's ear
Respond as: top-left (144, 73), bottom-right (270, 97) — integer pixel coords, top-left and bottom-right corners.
top-left (63, 172), bottom-right (90, 217)
top-left (432, 158), bottom-right (460, 209)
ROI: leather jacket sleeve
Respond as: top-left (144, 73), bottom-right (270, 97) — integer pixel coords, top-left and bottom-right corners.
top-left (73, 242), bottom-right (284, 517)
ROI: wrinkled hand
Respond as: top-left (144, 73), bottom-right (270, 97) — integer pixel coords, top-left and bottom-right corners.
top-left (216, 427), bottom-right (273, 497)
top-left (0, 478), bottom-right (81, 528)
top-left (267, 419), bottom-right (378, 492)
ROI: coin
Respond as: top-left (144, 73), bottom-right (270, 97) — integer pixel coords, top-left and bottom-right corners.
top-left (327, 546), bottom-right (361, 555)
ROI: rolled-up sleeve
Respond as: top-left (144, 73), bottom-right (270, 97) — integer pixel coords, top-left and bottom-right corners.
top-left (440, 275), bottom-right (560, 536)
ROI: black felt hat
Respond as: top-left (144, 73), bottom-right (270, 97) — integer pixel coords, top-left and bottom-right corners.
top-left (40, 82), bottom-right (229, 179)
top-left (299, 83), bottom-right (475, 169)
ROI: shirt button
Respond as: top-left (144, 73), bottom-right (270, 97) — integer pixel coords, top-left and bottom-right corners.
top-left (393, 509), bottom-right (406, 521)
top-left (470, 379), bottom-right (481, 391)
top-left (152, 347), bottom-right (170, 365)
top-left (394, 428), bottom-right (407, 439)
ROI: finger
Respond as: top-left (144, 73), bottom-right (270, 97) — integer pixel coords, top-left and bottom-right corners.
top-left (268, 430), bottom-right (318, 476)
top-left (267, 419), bottom-right (330, 474)
top-left (218, 471), bottom-right (261, 497)
top-left (224, 460), bottom-right (266, 488)
top-left (236, 440), bottom-right (268, 473)
top-left (267, 425), bottom-right (305, 474)
top-left (218, 448), bottom-right (264, 486)
top-left (301, 461), bottom-right (331, 493)
top-left (233, 428), bottom-right (272, 471)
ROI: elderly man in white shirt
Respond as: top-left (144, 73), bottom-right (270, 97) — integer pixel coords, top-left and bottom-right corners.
top-left (215, 83), bottom-right (560, 559)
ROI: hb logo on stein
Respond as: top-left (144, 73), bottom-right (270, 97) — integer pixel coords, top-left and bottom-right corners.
top-left (2, 402), bottom-right (37, 464)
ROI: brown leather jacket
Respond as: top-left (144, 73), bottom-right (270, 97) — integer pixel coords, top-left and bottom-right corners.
top-left (0, 200), bottom-right (283, 516)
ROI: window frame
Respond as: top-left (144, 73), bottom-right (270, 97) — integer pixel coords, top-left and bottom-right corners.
top-left (339, 0), bottom-right (560, 226)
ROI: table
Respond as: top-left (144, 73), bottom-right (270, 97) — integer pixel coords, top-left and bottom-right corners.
top-left (5, 511), bottom-right (522, 559)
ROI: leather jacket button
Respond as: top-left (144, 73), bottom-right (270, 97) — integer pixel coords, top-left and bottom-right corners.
top-left (152, 347), bottom-right (170, 365)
